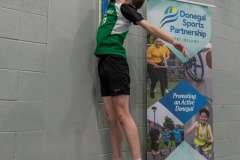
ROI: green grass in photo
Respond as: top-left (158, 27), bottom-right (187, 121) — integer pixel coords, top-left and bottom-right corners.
top-left (147, 80), bottom-right (180, 108)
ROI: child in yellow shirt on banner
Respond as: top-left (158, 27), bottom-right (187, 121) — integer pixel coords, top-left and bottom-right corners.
top-left (187, 106), bottom-right (214, 160)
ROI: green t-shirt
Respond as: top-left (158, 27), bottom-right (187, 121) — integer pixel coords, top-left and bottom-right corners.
top-left (94, 1), bottom-right (143, 58)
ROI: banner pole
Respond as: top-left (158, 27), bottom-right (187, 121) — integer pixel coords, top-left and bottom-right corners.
top-left (175, 0), bottom-right (215, 8)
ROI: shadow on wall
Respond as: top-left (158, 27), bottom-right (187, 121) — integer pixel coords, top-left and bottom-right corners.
top-left (58, 8), bottom-right (99, 159)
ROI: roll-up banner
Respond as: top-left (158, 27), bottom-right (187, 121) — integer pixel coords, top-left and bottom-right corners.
top-left (146, 0), bottom-right (213, 160)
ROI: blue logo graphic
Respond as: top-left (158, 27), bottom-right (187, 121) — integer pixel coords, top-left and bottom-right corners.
top-left (159, 80), bottom-right (208, 124)
top-left (160, 6), bottom-right (179, 28)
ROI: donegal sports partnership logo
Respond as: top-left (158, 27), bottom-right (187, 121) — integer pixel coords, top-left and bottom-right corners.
top-left (148, 0), bottom-right (211, 62)
top-left (160, 6), bottom-right (179, 28)
top-left (160, 6), bottom-right (207, 39)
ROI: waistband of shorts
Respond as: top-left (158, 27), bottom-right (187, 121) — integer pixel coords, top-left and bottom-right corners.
top-left (97, 54), bottom-right (126, 60)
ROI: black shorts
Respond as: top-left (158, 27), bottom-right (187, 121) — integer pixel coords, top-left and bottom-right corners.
top-left (98, 55), bottom-right (130, 96)
top-left (151, 141), bottom-right (159, 152)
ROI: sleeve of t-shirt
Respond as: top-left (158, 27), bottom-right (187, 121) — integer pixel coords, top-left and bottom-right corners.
top-left (147, 48), bottom-right (151, 58)
top-left (120, 4), bottom-right (144, 25)
top-left (147, 46), bottom-right (153, 58)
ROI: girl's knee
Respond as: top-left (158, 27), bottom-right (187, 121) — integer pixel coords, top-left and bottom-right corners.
top-left (104, 112), bottom-right (118, 125)
top-left (116, 111), bottom-right (132, 126)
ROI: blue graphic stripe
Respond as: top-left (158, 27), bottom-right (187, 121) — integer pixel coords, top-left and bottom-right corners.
top-left (160, 15), bottom-right (179, 28)
top-left (160, 11), bottom-right (178, 24)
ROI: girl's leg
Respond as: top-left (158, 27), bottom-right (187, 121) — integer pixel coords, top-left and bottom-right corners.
top-left (103, 96), bottom-right (123, 160)
top-left (112, 95), bottom-right (141, 160)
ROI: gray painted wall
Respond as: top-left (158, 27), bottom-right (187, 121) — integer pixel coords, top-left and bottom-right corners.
top-left (0, 0), bottom-right (239, 160)
top-left (0, 0), bottom-right (47, 160)
top-left (210, 0), bottom-right (240, 160)
top-left (191, 0), bottom-right (240, 160)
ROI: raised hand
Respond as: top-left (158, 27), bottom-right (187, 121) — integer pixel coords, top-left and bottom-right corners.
top-left (172, 39), bottom-right (188, 58)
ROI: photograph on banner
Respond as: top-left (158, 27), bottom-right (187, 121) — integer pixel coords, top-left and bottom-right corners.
top-left (147, 37), bottom-right (212, 106)
top-left (147, 34), bottom-right (185, 107)
top-left (184, 102), bottom-right (213, 160)
top-left (184, 44), bottom-right (213, 160)
top-left (146, 0), bottom-right (213, 160)
top-left (147, 102), bottom-right (184, 159)
top-left (147, 79), bottom-right (209, 159)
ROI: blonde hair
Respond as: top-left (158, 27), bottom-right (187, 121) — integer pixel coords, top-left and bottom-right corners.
top-left (132, 0), bottom-right (145, 10)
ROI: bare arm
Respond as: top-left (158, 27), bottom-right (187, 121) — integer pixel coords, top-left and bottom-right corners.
top-left (208, 125), bottom-right (214, 143)
top-left (147, 59), bottom-right (166, 68)
top-left (156, 133), bottom-right (162, 143)
top-left (147, 59), bottom-right (160, 67)
top-left (147, 59), bottom-right (156, 66)
top-left (165, 55), bottom-right (170, 61)
top-left (159, 133), bottom-right (162, 140)
top-left (187, 122), bottom-right (199, 135)
top-left (137, 20), bottom-right (173, 43)
top-left (137, 20), bottom-right (188, 57)
top-left (164, 55), bottom-right (170, 66)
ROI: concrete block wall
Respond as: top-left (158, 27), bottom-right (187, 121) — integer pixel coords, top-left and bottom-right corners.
top-left (191, 0), bottom-right (240, 160)
top-left (0, 0), bottom-right (239, 160)
top-left (0, 0), bottom-right (48, 160)
top-left (45, 0), bottom-right (98, 160)
top-left (211, 0), bottom-right (240, 159)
